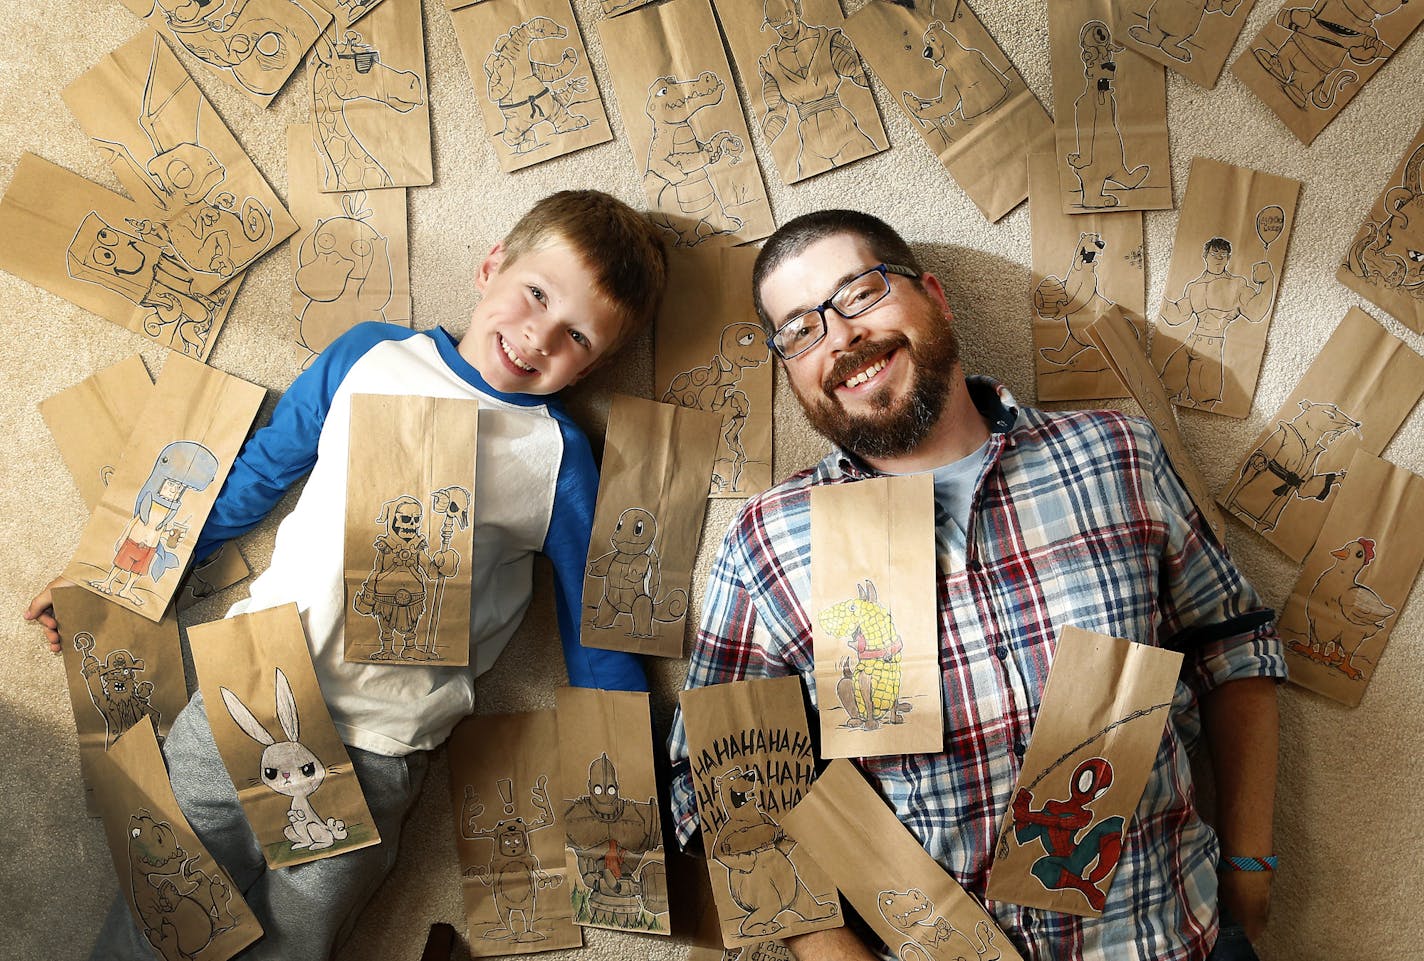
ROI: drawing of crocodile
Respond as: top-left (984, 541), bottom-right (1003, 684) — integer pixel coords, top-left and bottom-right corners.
top-left (644, 71), bottom-right (745, 246)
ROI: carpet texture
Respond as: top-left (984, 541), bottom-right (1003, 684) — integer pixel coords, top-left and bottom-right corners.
top-left (1, 0), bottom-right (1421, 959)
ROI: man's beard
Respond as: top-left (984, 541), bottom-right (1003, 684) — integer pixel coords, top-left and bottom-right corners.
top-left (793, 306), bottom-right (961, 461)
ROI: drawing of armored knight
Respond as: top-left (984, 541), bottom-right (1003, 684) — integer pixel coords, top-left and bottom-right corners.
top-left (352, 494), bottom-right (460, 660)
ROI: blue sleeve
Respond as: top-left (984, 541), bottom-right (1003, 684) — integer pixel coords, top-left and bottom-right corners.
top-left (543, 414), bottom-right (648, 692)
top-left (195, 323), bottom-right (416, 559)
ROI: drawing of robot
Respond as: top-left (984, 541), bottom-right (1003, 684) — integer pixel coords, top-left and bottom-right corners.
top-left (483, 17), bottom-right (594, 157)
top-left (661, 323), bottom-right (769, 493)
top-left (461, 777), bottom-right (563, 942)
top-left (757, 0), bottom-right (879, 177)
top-left (1221, 399), bottom-right (1359, 533)
top-left (1067, 21), bottom-right (1149, 208)
top-left (901, 18), bottom-right (1011, 148)
top-left (644, 72), bottom-right (746, 246)
top-left (563, 753), bottom-right (666, 929)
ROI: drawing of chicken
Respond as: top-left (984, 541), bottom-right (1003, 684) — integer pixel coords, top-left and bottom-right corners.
top-left (1287, 537), bottom-right (1395, 681)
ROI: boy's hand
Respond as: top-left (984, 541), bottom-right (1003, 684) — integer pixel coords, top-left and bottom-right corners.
top-left (24, 577), bottom-right (76, 654)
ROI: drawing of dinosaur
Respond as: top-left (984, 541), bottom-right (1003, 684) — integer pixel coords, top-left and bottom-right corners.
top-left (661, 323), bottom-right (769, 493)
top-left (483, 17), bottom-right (592, 156)
top-left (644, 72), bottom-right (745, 246)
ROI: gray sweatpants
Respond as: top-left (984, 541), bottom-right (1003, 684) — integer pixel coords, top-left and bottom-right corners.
top-left (90, 690), bottom-right (428, 961)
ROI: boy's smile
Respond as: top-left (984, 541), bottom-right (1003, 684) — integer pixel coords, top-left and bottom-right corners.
top-left (461, 238), bottom-right (625, 395)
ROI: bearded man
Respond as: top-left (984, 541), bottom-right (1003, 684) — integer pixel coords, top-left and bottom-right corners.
top-left (668, 210), bottom-right (1282, 961)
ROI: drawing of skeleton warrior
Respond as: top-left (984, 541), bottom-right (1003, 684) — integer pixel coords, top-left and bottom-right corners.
top-left (353, 495), bottom-right (459, 660)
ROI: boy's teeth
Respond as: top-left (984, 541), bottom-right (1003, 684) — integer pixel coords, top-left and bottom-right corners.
top-left (502, 336), bottom-right (535, 371)
top-left (844, 357), bottom-right (888, 388)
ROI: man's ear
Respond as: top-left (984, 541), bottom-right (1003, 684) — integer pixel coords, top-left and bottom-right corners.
top-left (474, 241), bottom-right (507, 293)
top-left (919, 270), bottom-right (953, 322)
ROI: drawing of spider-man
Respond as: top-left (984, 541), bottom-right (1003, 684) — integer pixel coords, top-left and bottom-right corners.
top-left (1011, 757), bottom-right (1125, 912)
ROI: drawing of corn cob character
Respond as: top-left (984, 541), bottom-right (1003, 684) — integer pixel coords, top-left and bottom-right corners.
top-left (817, 579), bottom-right (911, 730)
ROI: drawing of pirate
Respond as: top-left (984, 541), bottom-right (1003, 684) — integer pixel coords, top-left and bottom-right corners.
top-left (90, 441), bottom-right (219, 606)
top-left (75, 631), bottom-right (159, 748)
top-left (352, 495), bottom-right (460, 660)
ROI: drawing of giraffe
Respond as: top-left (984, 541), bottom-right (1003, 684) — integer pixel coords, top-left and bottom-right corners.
top-left (310, 29), bottom-right (424, 190)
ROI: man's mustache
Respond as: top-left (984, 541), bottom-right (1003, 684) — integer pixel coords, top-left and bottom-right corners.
top-left (822, 335), bottom-right (911, 393)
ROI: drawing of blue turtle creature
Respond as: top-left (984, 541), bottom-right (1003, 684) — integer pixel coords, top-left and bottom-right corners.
top-left (89, 440), bottom-right (219, 607)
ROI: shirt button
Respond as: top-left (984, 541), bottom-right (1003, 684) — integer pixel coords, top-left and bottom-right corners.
top-left (995, 646), bottom-right (1009, 661)
top-left (968, 558), bottom-right (983, 572)
top-left (1014, 741), bottom-right (1026, 758)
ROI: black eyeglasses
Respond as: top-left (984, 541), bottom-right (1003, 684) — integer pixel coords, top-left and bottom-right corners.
top-left (770, 263), bottom-right (919, 360)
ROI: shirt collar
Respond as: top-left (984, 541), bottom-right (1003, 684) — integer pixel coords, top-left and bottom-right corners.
top-left (831, 375), bottom-right (1020, 479)
top-left (432, 326), bottom-right (549, 408)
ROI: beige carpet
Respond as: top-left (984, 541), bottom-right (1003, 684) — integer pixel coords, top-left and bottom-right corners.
top-left (1, 0), bottom-right (1422, 958)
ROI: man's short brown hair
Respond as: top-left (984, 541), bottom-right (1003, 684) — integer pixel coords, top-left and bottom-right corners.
top-left (501, 190), bottom-right (668, 343)
top-left (751, 209), bottom-right (925, 337)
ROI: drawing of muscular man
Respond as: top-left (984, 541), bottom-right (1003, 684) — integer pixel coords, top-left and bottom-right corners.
top-left (1156, 237), bottom-right (1274, 408)
top-left (757, 0), bottom-right (878, 177)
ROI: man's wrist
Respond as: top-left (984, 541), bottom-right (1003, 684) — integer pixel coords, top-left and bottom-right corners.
top-left (1220, 854), bottom-right (1278, 873)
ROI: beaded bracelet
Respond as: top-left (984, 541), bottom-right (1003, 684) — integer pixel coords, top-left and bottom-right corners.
top-left (1222, 855), bottom-right (1278, 872)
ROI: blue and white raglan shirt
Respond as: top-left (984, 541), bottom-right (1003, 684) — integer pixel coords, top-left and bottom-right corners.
top-left (196, 323), bottom-right (646, 756)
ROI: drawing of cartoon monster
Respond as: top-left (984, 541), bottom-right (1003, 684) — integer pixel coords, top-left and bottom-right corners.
top-left (1345, 140), bottom-right (1424, 302)
top-left (65, 212), bottom-right (228, 357)
top-left (662, 323), bottom-right (769, 493)
top-left (878, 888), bottom-right (1001, 961)
top-left (153, 0), bottom-right (323, 100)
top-left (127, 809), bottom-right (238, 961)
top-left (89, 441), bottom-right (218, 607)
top-left (75, 632), bottom-right (159, 748)
top-left (1287, 536), bottom-right (1395, 680)
top-left (484, 17), bottom-right (593, 156)
top-left (1251, 0), bottom-right (1406, 110)
top-left (901, 18), bottom-right (1010, 147)
top-left (351, 494), bottom-right (461, 660)
top-left (1067, 20), bottom-right (1149, 208)
top-left (644, 72), bottom-right (746, 246)
top-left (1036, 232), bottom-right (1114, 372)
top-left (1222, 399), bottom-right (1359, 534)
top-left (818, 579), bottom-right (910, 731)
top-left (585, 507), bottom-right (688, 637)
top-left (1011, 757), bottom-right (1125, 913)
top-left (461, 777), bottom-right (563, 943)
top-left (311, 27), bottom-right (424, 190)
top-left (711, 766), bottom-right (837, 938)
top-left (1128, 0), bottom-right (1243, 64)
top-left (295, 191), bottom-right (393, 363)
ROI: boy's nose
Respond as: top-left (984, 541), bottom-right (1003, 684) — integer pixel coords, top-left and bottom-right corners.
top-left (523, 320), bottom-right (554, 355)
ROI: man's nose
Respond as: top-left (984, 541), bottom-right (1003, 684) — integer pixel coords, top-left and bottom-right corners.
top-left (821, 309), bottom-right (868, 354)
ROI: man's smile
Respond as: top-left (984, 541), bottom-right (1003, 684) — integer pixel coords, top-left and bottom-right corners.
top-left (824, 338), bottom-right (908, 396)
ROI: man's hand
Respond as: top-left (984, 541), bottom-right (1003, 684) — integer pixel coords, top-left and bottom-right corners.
top-left (24, 577), bottom-right (76, 653)
top-left (787, 926), bottom-right (876, 961)
top-left (1219, 868), bottom-right (1272, 942)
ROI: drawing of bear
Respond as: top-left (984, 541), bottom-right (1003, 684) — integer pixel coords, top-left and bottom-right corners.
top-left (900, 19), bottom-right (1010, 144)
top-left (878, 888), bottom-right (1001, 961)
top-left (1036, 232), bottom-right (1114, 371)
top-left (1067, 21), bottom-right (1149, 208)
top-left (710, 766), bottom-right (837, 938)
top-left (1221, 399), bottom-right (1359, 533)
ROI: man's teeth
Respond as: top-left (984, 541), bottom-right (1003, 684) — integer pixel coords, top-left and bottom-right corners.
top-left (844, 357), bottom-right (888, 389)
top-left (502, 336), bottom-right (535, 372)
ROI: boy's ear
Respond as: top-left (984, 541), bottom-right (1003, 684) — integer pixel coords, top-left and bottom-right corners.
top-left (475, 241), bottom-right (507, 293)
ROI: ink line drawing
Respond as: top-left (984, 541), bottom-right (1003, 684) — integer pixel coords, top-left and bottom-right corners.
top-left (220, 668), bottom-right (350, 853)
top-left (1249, 0), bottom-right (1405, 110)
top-left (1036, 232), bottom-right (1115, 375)
top-left (563, 753), bottom-right (666, 930)
top-left (1067, 20), bottom-right (1149, 208)
top-left (585, 507), bottom-right (688, 637)
top-left (295, 190), bottom-right (393, 364)
top-left (877, 888), bottom-right (1001, 961)
top-left (1257, 204), bottom-right (1285, 249)
top-left (1286, 536), bottom-right (1395, 680)
top-left (1127, 0), bottom-right (1244, 64)
top-left (1221, 399), bottom-right (1359, 533)
top-left (88, 441), bottom-right (218, 607)
top-left (710, 766), bottom-right (838, 938)
top-left (127, 809), bottom-right (239, 961)
top-left (76, 631), bottom-right (160, 749)
top-left (756, 0), bottom-right (878, 178)
top-left (1010, 757), bottom-right (1125, 913)
top-left (65, 212), bottom-right (229, 359)
top-left (644, 72), bottom-right (746, 246)
top-left (1344, 140), bottom-right (1424, 304)
top-left (1156, 236), bottom-right (1275, 408)
top-left (351, 491), bottom-right (464, 661)
top-left (311, 27), bottom-right (425, 190)
top-left (145, 0), bottom-right (323, 100)
top-left (94, 36), bottom-right (276, 286)
top-left (817, 579), bottom-right (912, 731)
top-left (461, 777), bottom-right (563, 943)
top-left (661, 323), bottom-right (769, 494)
top-left (484, 17), bottom-right (594, 157)
top-left (900, 17), bottom-right (1010, 148)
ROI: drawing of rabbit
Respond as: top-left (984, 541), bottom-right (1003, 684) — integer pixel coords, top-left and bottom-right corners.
top-left (220, 668), bottom-right (349, 852)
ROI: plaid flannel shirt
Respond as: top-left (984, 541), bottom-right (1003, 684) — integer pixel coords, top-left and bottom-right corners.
top-left (667, 378), bottom-right (1285, 961)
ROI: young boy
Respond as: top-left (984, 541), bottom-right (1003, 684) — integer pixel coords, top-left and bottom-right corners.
top-left (26, 190), bottom-right (667, 960)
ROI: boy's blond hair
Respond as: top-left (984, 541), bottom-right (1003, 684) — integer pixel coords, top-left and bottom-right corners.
top-left (502, 190), bottom-right (667, 345)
